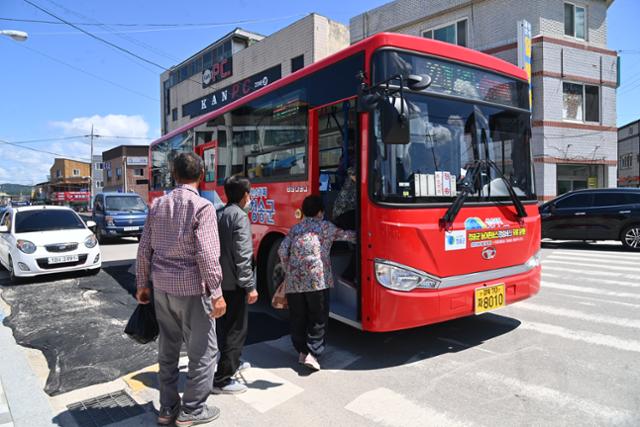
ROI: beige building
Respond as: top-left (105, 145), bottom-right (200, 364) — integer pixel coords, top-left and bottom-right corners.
top-left (160, 13), bottom-right (349, 135)
top-left (48, 158), bottom-right (91, 206)
top-left (102, 145), bottom-right (150, 202)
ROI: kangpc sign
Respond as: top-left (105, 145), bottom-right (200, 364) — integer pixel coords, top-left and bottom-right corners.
top-left (182, 65), bottom-right (282, 119)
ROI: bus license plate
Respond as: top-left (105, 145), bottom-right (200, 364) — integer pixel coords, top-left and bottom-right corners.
top-left (48, 255), bottom-right (79, 264)
top-left (475, 284), bottom-right (506, 314)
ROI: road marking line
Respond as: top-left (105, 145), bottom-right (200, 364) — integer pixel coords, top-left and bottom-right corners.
top-left (475, 372), bottom-right (632, 424)
top-left (542, 281), bottom-right (640, 300)
top-left (551, 250), bottom-right (640, 260)
top-left (515, 301), bottom-right (640, 329)
top-left (547, 254), bottom-right (640, 267)
top-left (542, 266), bottom-right (640, 281)
top-left (345, 387), bottom-right (469, 427)
top-left (549, 292), bottom-right (640, 309)
top-left (235, 367), bottom-right (303, 414)
top-left (123, 363), bottom-right (159, 393)
top-left (263, 335), bottom-right (362, 371)
top-left (544, 259), bottom-right (640, 273)
top-left (519, 320), bottom-right (640, 353)
top-left (542, 271), bottom-right (640, 288)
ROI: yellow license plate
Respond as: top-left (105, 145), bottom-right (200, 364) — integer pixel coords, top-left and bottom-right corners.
top-left (475, 284), bottom-right (506, 314)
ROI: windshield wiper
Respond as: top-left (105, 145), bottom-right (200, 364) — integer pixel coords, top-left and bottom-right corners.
top-left (440, 159), bottom-right (484, 228)
top-left (440, 159), bottom-right (527, 229)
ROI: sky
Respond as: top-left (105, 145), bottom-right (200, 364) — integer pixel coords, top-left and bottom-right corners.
top-left (0, 0), bottom-right (639, 185)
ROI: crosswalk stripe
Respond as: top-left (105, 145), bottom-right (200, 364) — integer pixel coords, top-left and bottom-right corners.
top-left (519, 320), bottom-right (640, 353)
top-left (515, 302), bottom-right (640, 329)
top-left (542, 272), bottom-right (640, 289)
top-left (542, 281), bottom-right (640, 300)
top-left (235, 367), bottom-right (304, 414)
top-left (550, 249), bottom-right (639, 259)
top-left (542, 265), bottom-right (640, 281)
top-left (550, 292), bottom-right (640, 309)
top-left (475, 372), bottom-right (632, 424)
top-left (544, 259), bottom-right (640, 273)
top-left (263, 336), bottom-right (361, 371)
top-left (547, 254), bottom-right (640, 267)
top-left (345, 387), bottom-right (469, 427)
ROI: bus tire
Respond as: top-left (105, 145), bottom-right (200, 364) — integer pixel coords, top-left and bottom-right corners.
top-left (265, 237), bottom-right (284, 300)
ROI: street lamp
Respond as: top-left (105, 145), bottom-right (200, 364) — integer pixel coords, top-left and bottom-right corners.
top-left (0, 30), bottom-right (28, 42)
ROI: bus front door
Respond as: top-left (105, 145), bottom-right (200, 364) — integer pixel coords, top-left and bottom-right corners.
top-left (312, 99), bottom-right (360, 326)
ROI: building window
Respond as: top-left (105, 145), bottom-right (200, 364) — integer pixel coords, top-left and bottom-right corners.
top-left (291, 55), bottom-right (304, 73)
top-left (56, 170), bottom-right (61, 178)
top-left (172, 108), bottom-right (178, 121)
top-left (564, 3), bottom-right (586, 40)
top-left (134, 168), bottom-right (144, 177)
top-left (106, 170), bottom-right (113, 180)
top-left (95, 180), bottom-right (104, 188)
top-left (116, 167), bottom-right (122, 179)
top-left (95, 163), bottom-right (103, 171)
top-left (72, 169), bottom-right (80, 176)
top-left (620, 154), bottom-right (634, 169)
top-left (423, 19), bottom-right (467, 47)
top-left (562, 82), bottom-right (599, 122)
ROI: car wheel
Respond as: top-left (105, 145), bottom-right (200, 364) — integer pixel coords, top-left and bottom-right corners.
top-left (265, 237), bottom-right (284, 300)
top-left (621, 225), bottom-right (640, 251)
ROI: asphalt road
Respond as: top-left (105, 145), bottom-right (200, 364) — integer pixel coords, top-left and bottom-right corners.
top-left (1, 240), bottom-right (639, 426)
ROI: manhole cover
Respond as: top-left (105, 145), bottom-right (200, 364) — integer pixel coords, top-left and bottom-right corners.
top-left (67, 390), bottom-right (145, 426)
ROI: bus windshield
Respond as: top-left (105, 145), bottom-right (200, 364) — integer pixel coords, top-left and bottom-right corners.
top-left (371, 94), bottom-right (535, 203)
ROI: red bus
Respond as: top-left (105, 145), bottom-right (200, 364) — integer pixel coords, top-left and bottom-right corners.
top-left (149, 33), bottom-right (540, 332)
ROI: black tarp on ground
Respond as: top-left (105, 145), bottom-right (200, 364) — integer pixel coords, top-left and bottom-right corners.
top-left (1, 266), bottom-right (158, 396)
top-left (0, 265), bottom-right (289, 396)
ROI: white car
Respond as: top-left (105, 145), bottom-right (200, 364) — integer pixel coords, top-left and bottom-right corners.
top-left (0, 205), bottom-right (101, 281)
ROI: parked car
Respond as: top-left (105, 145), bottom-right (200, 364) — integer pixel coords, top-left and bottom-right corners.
top-left (539, 188), bottom-right (640, 250)
top-left (0, 205), bottom-right (101, 281)
top-left (92, 193), bottom-right (147, 243)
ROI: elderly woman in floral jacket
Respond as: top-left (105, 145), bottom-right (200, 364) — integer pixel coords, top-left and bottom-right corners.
top-left (278, 195), bottom-right (356, 371)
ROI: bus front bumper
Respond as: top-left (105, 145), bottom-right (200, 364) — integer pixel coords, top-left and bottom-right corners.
top-left (362, 264), bottom-right (541, 332)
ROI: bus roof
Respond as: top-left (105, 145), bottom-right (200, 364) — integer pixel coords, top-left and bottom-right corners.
top-left (152, 32), bottom-right (528, 146)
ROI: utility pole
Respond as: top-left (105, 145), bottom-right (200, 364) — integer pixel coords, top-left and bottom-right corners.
top-left (89, 125), bottom-right (94, 210)
top-left (124, 155), bottom-right (128, 193)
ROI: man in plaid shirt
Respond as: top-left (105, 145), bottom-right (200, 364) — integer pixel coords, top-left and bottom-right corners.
top-left (136, 152), bottom-right (225, 427)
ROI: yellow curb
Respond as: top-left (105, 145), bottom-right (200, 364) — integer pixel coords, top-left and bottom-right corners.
top-left (123, 363), bottom-right (159, 393)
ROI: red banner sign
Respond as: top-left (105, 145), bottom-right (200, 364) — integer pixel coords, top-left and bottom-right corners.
top-left (51, 192), bottom-right (90, 202)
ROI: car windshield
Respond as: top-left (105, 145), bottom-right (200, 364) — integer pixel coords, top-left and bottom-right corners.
top-left (105, 196), bottom-right (147, 212)
top-left (371, 93), bottom-right (535, 203)
top-left (15, 210), bottom-right (85, 233)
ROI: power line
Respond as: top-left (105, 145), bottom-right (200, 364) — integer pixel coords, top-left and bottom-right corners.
top-left (44, 0), bottom-right (180, 64)
top-left (5, 135), bottom-right (155, 145)
top-left (5, 39), bottom-right (159, 102)
top-left (0, 14), bottom-right (303, 28)
top-left (22, 0), bottom-right (168, 71)
top-left (21, 0), bottom-right (205, 88)
top-left (0, 139), bottom-right (91, 162)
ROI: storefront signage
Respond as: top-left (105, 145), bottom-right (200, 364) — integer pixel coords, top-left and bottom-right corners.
top-left (126, 156), bottom-right (148, 166)
top-left (517, 19), bottom-right (532, 108)
top-left (183, 65), bottom-right (282, 119)
top-left (202, 57), bottom-right (233, 88)
top-left (51, 192), bottom-right (90, 202)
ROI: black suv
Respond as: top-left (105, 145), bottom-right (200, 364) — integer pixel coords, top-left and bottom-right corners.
top-left (540, 188), bottom-right (640, 250)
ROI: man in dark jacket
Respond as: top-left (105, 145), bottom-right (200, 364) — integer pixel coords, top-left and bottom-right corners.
top-left (213, 175), bottom-right (258, 394)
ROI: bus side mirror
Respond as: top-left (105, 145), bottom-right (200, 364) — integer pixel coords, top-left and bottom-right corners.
top-left (379, 96), bottom-right (410, 145)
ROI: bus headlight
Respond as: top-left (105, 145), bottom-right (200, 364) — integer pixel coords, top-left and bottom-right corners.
top-left (525, 250), bottom-right (541, 269)
top-left (374, 259), bottom-right (440, 291)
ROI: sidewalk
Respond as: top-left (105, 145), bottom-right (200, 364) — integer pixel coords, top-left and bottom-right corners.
top-left (0, 294), bottom-right (56, 427)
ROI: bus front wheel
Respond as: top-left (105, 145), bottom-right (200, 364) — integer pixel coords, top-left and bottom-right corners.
top-left (265, 237), bottom-right (284, 300)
